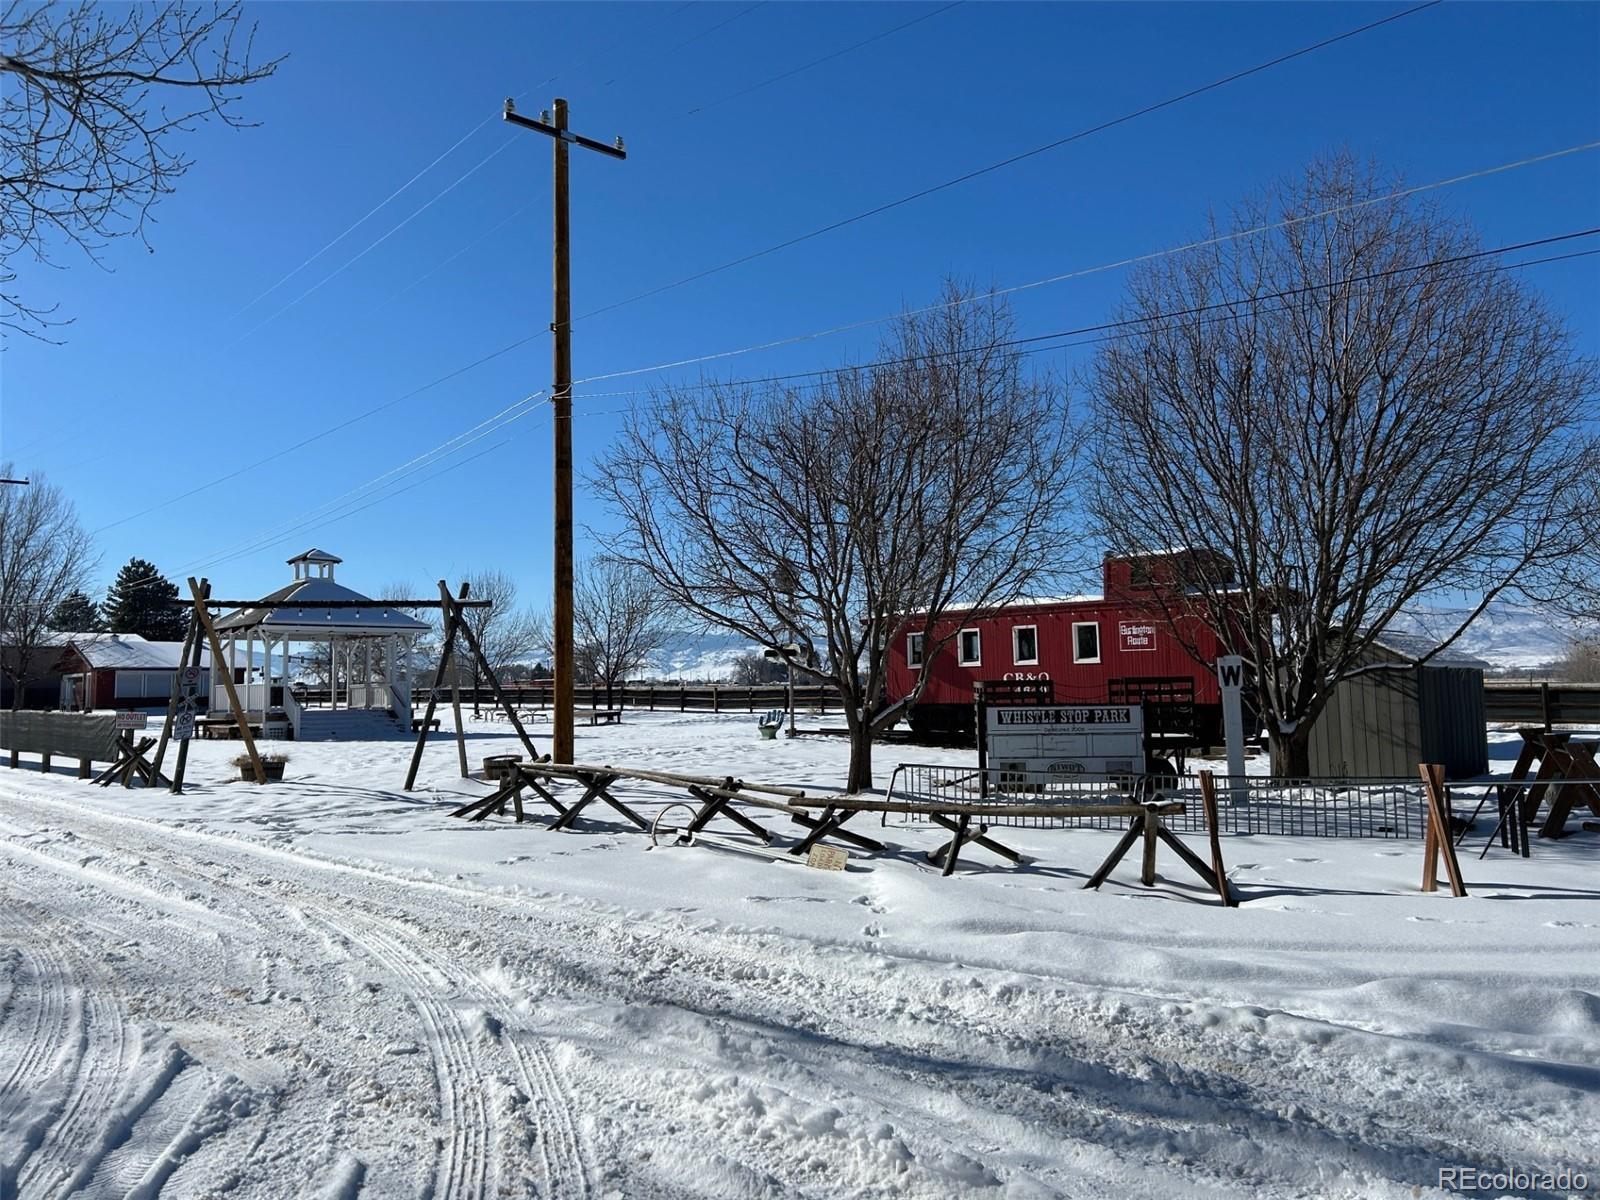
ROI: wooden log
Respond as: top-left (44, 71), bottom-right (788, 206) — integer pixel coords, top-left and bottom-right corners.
top-left (785, 796), bottom-right (1183, 819)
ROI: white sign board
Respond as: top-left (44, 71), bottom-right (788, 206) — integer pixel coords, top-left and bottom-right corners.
top-left (178, 665), bottom-right (202, 695)
top-left (984, 704), bottom-right (1145, 782)
top-left (172, 707), bottom-right (196, 742)
top-left (114, 712), bottom-right (148, 731)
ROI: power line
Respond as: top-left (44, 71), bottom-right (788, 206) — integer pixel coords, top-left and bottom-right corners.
top-left (38, 243), bottom-right (1596, 610)
top-left (564, 140), bottom-right (1600, 390)
top-left (229, 141), bottom-right (518, 346)
top-left (565, 230), bottom-right (1600, 399)
top-left (91, 331), bottom-right (544, 535)
top-left (232, 118), bottom-right (498, 317)
top-left (575, 0), bottom-right (1443, 323)
top-left (687, 1), bottom-right (963, 115)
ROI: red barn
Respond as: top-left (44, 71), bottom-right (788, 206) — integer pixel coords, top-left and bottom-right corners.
top-left (887, 550), bottom-right (1242, 745)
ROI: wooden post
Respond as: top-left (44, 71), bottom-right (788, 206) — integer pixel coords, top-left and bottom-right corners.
top-left (40, 751), bottom-right (51, 774)
top-left (78, 758), bottom-right (91, 779)
top-left (151, 594), bottom-right (203, 779)
top-left (189, 577), bottom-right (265, 784)
top-left (712, 686), bottom-right (721, 714)
top-left (169, 615), bottom-right (207, 795)
top-left (1418, 763), bottom-right (1467, 897)
top-left (1140, 809), bottom-right (1159, 885)
top-left (403, 580), bottom-right (467, 791)
top-left (1198, 771), bottom-right (1237, 907)
top-left (450, 589), bottom-right (543, 764)
top-left (449, 584), bottom-right (471, 779)
top-left (1541, 681), bottom-right (1551, 732)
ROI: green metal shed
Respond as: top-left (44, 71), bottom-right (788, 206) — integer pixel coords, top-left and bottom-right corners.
top-left (1306, 633), bottom-right (1488, 779)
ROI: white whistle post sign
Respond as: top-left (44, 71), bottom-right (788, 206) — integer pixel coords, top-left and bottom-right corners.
top-left (1216, 655), bottom-right (1247, 801)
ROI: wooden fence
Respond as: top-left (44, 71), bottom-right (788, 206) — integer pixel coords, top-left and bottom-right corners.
top-left (418, 681), bottom-right (843, 714)
top-left (1483, 682), bottom-right (1600, 726)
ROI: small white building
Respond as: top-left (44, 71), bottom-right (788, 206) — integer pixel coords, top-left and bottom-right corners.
top-left (211, 549), bottom-right (431, 740)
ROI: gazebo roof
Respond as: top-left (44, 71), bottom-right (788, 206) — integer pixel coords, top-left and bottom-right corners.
top-left (289, 547), bottom-right (342, 565)
top-left (215, 576), bottom-right (431, 637)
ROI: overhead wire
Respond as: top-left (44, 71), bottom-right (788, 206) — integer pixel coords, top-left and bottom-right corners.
top-left (574, 0), bottom-right (1444, 323)
top-left (562, 140), bottom-right (1600, 391)
top-left (686, 1), bottom-right (963, 115)
top-left (563, 231), bottom-right (1600, 400)
top-left (229, 140), bottom-right (518, 346)
top-left (91, 331), bottom-right (546, 534)
top-left (29, 242), bottom-right (1598, 612)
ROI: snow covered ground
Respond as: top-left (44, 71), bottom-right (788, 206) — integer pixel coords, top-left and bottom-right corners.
top-left (1, 713), bottom-right (1597, 1199)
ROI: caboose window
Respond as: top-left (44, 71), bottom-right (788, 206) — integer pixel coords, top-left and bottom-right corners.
top-left (907, 632), bottom-right (925, 668)
top-left (1072, 621), bottom-right (1101, 664)
top-left (1012, 625), bottom-right (1038, 665)
top-left (958, 628), bottom-right (981, 666)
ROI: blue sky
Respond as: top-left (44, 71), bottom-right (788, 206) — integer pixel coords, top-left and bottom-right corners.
top-left (3, 0), bottom-right (1597, 607)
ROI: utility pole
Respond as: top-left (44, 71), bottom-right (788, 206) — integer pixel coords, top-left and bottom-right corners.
top-left (503, 96), bottom-right (625, 765)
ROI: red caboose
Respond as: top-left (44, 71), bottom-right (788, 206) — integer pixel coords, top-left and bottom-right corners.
top-left (887, 549), bottom-right (1240, 745)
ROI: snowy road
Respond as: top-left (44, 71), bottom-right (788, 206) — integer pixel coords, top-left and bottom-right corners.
top-left (2, 715), bottom-right (1598, 1198)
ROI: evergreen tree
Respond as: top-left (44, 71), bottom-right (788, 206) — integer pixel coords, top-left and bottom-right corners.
top-left (104, 559), bottom-right (185, 641)
top-left (49, 590), bottom-right (102, 632)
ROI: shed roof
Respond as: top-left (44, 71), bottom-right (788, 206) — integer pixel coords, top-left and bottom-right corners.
top-left (214, 577), bottom-right (431, 636)
top-left (1368, 630), bottom-right (1489, 669)
top-left (69, 633), bottom-right (212, 670)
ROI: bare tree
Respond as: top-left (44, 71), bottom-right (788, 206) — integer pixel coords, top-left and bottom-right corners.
top-left (0, 467), bottom-right (96, 707)
top-left (573, 559), bottom-right (671, 707)
top-left (1088, 154), bottom-right (1598, 775)
top-left (2, 0), bottom-right (283, 336)
top-left (459, 570), bottom-right (541, 711)
top-left (1562, 636), bottom-right (1600, 684)
top-left (594, 285), bottom-right (1076, 791)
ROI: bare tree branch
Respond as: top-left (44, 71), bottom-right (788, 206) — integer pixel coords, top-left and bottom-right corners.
top-left (593, 283), bottom-right (1078, 791)
top-left (1087, 153), bottom-right (1598, 774)
top-left (1, 0), bottom-right (283, 336)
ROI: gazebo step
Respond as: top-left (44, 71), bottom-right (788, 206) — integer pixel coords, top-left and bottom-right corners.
top-left (296, 709), bottom-right (406, 741)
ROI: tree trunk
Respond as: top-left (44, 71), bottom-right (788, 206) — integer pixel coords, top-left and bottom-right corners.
top-left (1268, 723), bottom-right (1312, 778)
top-left (846, 725), bottom-right (874, 793)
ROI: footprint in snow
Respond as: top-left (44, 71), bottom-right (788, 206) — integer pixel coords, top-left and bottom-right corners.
top-left (1287, 857), bottom-right (1326, 864)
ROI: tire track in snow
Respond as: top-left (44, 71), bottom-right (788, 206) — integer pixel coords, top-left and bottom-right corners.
top-left (15, 917), bottom-right (131, 1200)
top-left (1, 801), bottom-right (590, 1200)
top-left (309, 913), bottom-right (494, 1200)
top-left (0, 908), bottom-right (79, 1198)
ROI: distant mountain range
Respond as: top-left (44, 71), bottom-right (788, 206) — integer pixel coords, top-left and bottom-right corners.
top-left (1386, 600), bottom-right (1585, 670)
top-left (640, 599), bottom-right (1587, 682)
top-left (640, 630), bottom-right (759, 681)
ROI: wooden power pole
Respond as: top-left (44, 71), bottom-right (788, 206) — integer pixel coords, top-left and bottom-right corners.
top-left (503, 96), bottom-right (625, 765)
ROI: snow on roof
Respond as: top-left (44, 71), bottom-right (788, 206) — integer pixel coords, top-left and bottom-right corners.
top-left (1368, 629), bottom-right (1489, 669)
top-left (69, 633), bottom-right (212, 670)
top-left (288, 548), bottom-right (342, 564)
top-left (923, 595), bottom-right (1103, 615)
top-left (214, 577), bottom-right (431, 635)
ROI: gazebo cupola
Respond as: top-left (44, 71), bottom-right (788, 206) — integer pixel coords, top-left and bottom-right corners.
top-left (290, 548), bottom-right (342, 582)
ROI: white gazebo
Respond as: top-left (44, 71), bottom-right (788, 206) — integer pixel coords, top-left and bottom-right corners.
top-left (211, 549), bottom-right (431, 740)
